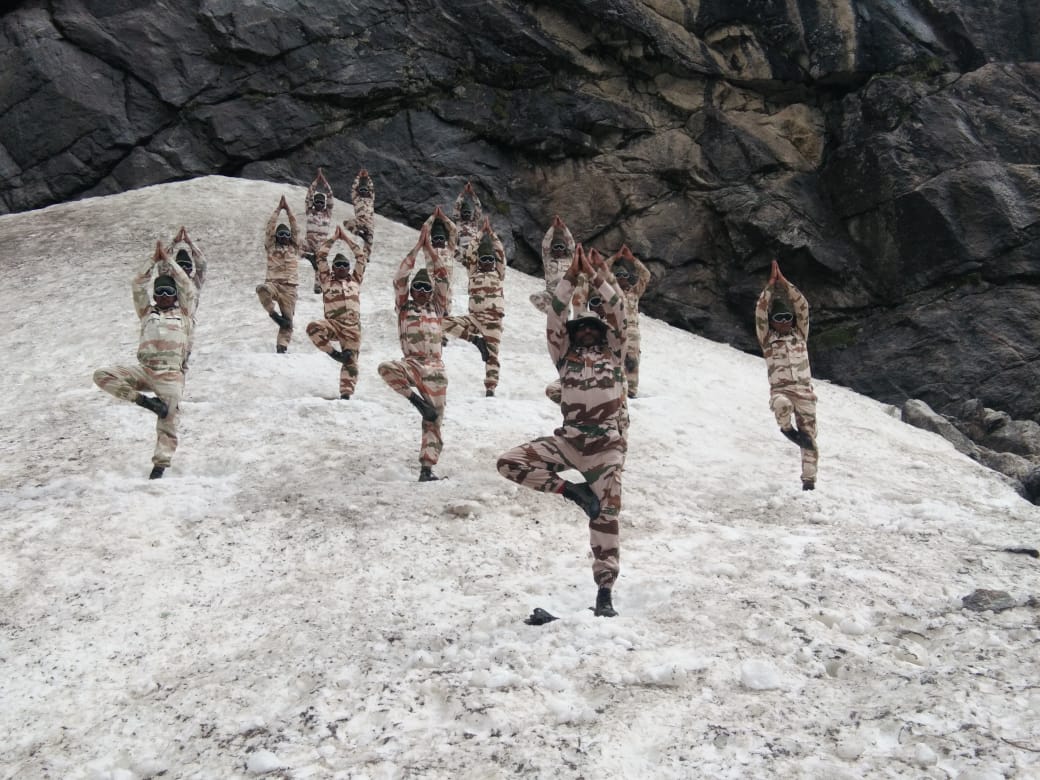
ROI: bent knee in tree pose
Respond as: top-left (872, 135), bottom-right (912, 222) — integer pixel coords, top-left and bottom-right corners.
top-left (257, 195), bottom-right (301, 353)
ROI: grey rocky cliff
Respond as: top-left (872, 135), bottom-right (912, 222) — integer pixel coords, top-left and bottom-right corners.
top-left (2, 0), bottom-right (1038, 422)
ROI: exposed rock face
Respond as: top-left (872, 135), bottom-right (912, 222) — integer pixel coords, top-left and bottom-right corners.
top-left (2, 1), bottom-right (1038, 420)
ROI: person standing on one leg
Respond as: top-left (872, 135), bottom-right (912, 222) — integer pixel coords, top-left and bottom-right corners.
top-left (256, 195), bottom-right (301, 353)
top-left (377, 221), bottom-right (451, 482)
top-left (421, 206), bottom-right (458, 316)
top-left (530, 215), bottom-right (576, 315)
top-left (498, 245), bottom-right (627, 617)
top-left (443, 217), bottom-right (505, 396)
top-left (304, 168), bottom-right (334, 295)
top-left (755, 259), bottom-right (818, 490)
top-left (165, 225), bottom-right (207, 371)
top-left (605, 244), bottom-right (651, 398)
top-left (306, 225), bottom-right (370, 399)
top-left (452, 181), bottom-right (482, 263)
top-left (93, 241), bottom-right (197, 480)
top-left (344, 168), bottom-right (375, 246)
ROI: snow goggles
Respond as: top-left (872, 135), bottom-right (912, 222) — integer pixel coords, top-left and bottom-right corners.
top-left (771, 312), bottom-right (794, 323)
top-left (275, 229), bottom-right (292, 239)
top-left (154, 286), bottom-right (177, 297)
top-left (587, 296), bottom-right (603, 309)
top-left (411, 281), bottom-right (433, 293)
top-left (332, 259), bottom-right (351, 269)
top-left (478, 255), bottom-right (496, 265)
top-left (614, 269), bottom-right (631, 279)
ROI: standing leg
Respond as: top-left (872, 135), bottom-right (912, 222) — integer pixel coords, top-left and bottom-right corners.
top-left (273, 282), bottom-right (297, 352)
top-left (793, 396), bottom-right (818, 487)
top-left (483, 320), bottom-right (502, 396)
top-left (150, 371), bottom-right (185, 470)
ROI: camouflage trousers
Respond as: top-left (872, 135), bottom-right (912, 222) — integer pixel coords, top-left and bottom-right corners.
top-left (378, 357), bottom-right (448, 466)
top-left (93, 364), bottom-right (185, 467)
top-left (497, 425), bottom-right (625, 588)
top-left (307, 318), bottom-right (362, 397)
top-left (624, 329), bottom-right (642, 397)
top-left (443, 313), bottom-right (502, 392)
top-left (256, 281), bottom-right (297, 350)
top-left (771, 388), bottom-right (818, 481)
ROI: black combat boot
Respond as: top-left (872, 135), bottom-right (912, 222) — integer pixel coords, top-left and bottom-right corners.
top-left (782, 427), bottom-right (815, 450)
top-left (471, 336), bottom-right (490, 362)
top-left (330, 349), bottom-right (353, 364)
top-left (485, 389), bottom-right (495, 398)
top-left (419, 465), bottom-right (440, 482)
top-left (802, 479), bottom-right (816, 491)
top-left (408, 392), bottom-right (439, 422)
top-left (339, 393), bottom-right (351, 400)
top-left (562, 481), bottom-right (600, 520)
top-left (276, 345), bottom-right (287, 354)
top-left (135, 394), bottom-right (169, 419)
top-left (594, 587), bottom-right (618, 617)
top-left (269, 311), bottom-right (292, 329)
top-left (149, 466), bottom-right (165, 480)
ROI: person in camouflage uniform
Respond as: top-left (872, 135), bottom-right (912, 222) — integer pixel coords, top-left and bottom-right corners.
top-left (306, 225), bottom-right (371, 400)
top-left (165, 225), bottom-right (207, 371)
top-left (606, 244), bottom-right (651, 398)
top-left (343, 168), bottom-right (375, 246)
top-left (530, 215), bottom-right (576, 315)
top-left (452, 181), bottom-right (482, 263)
top-left (498, 245), bottom-right (627, 617)
top-left (443, 217), bottom-right (505, 396)
top-left (93, 241), bottom-right (197, 480)
top-left (303, 168), bottom-right (334, 294)
top-left (755, 259), bottom-right (818, 490)
top-left (377, 216), bottom-right (451, 482)
top-left (256, 195), bottom-right (301, 353)
top-left (421, 207), bottom-right (458, 316)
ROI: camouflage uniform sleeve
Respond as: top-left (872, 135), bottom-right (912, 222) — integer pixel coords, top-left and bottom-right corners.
top-left (754, 286), bottom-right (773, 350)
top-left (540, 226), bottom-right (554, 262)
top-left (306, 178), bottom-right (317, 207)
top-left (264, 208), bottom-right (279, 253)
top-left (394, 241), bottom-right (421, 312)
top-left (630, 254), bottom-right (651, 298)
top-left (594, 274), bottom-right (626, 357)
top-left (189, 241), bottom-right (207, 290)
top-left (461, 234), bottom-right (478, 274)
top-left (286, 208), bottom-right (301, 252)
top-left (345, 235), bottom-right (368, 284)
top-left (429, 244), bottom-right (451, 316)
top-left (548, 274), bottom-right (575, 365)
top-left (132, 255), bottom-right (157, 319)
top-left (315, 236), bottom-right (336, 287)
top-left (444, 216), bottom-right (459, 254)
top-left (166, 253), bottom-right (197, 319)
top-left (784, 281), bottom-right (810, 341)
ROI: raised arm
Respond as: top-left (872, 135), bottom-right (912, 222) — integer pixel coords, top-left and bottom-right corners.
top-left (622, 245), bottom-right (651, 298)
top-left (588, 248), bottom-right (626, 356)
top-left (782, 279), bottom-right (810, 341)
top-left (285, 205), bottom-right (301, 250)
top-left (754, 260), bottom-right (780, 349)
top-left (264, 205), bottom-right (282, 252)
top-left (132, 243), bottom-right (163, 319)
top-left (164, 244), bottom-right (198, 317)
top-left (394, 227), bottom-right (427, 311)
top-left (547, 245), bottom-right (583, 365)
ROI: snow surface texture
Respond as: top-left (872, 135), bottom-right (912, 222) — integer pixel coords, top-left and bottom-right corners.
top-left (0, 176), bottom-right (1037, 779)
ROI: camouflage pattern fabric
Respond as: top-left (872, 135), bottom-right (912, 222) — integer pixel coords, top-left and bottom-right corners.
top-left (606, 249), bottom-right (651, 397)
top-left (451, 185), bottom-right (483, 261)
top-left (755, 279), bottom-right (818, 480)
top-left (165, 232), bottom-right (207, 370)
top-left (377, 234), bottom-right (451, 466)
top-left (442, 227), bottom-right (505, 393)
top-left (93, 252), bottom-right (195, 467)
top-left (306, 234), bottom-right (369, 397)
top-left (258, 204), bottom-right (301, 349)
top-left (530, 221), bottom-right (576, 315)
top-left (498, 272), bottom-right (627, 587)
top-left (421, 212), bottom-right (459, 315)
top-left (304, 174), bottom-right (334, 291)
top-left (344, 170), bottom-right (375, 240)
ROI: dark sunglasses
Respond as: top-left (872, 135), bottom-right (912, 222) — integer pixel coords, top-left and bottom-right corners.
top-left (275, 230), bottom-right (292, 239)
top-left (587, 296), bottom-right (603, 309)
top-left (478, 255), bottom-right (497, 264)
top-left (411, 282), bottom-right (433, 293)
top-left (154, 286), bottom-right (177, 297)
top-left (614, 270), bottom-right (631, 279)
top-left (551, 244), bottom-right (567, 252)
top-left (176, 261), bottom-right (193, 272)
top-left (332, 260), bottom-right (351, 269)
top-left (771, 312), bottom-right (794, 323)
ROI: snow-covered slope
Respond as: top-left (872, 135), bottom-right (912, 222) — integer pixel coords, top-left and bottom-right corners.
top-left (0, 176), bottom-right (1037, 779)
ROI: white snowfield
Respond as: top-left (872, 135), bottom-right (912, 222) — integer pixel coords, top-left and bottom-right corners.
top-left (0, 176), bottom-right (1037, 779)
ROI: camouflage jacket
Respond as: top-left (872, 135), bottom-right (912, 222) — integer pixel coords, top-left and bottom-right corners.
top-left (459, 230), bottom-right (506, 323)
top-left (264, 207), bottom-right (301, 285)
top-left (305, 180), bottom-right (334, 254)
top-left (315, 235), bottom-right (369, 324)
top-left (540, 222), bottom-right (575, 291)
top-left (394, 241), bottom-right (450, 361)
top-left (132, 255), bottom-right (196, 372)
top-left (164, 237), bottom-right (207, 316)
top-left (452, 190), bottom-right (483, 256)
top-left (549, 274), bottom-right (626, 431)
top-left (755, 280), bottom-right (813, 390)
top-left (351, 172), bottom-right (375, 226)
top-left (606, 249), bottom-right (651, 339)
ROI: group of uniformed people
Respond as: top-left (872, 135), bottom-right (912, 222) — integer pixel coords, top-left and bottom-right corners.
top-left (92, 170), bottom-right (817, 617)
